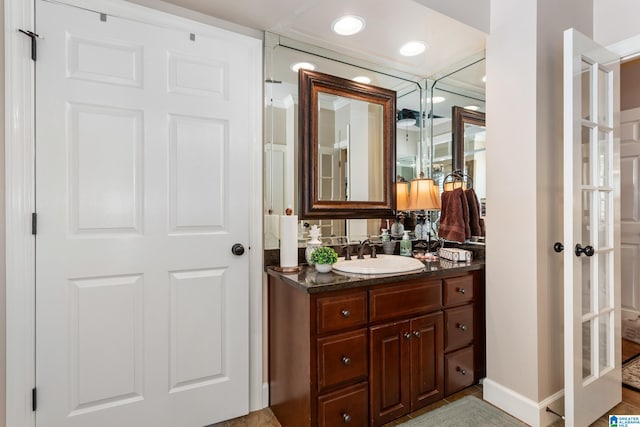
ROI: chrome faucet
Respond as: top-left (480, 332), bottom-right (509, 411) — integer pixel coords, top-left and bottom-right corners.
top-left (357, 239), bottom-right (371, 259)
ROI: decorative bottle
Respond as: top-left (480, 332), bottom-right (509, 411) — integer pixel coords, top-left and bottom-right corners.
top-left (400, 230), bottom-right (412, 256)
top-left (305, 225), bottom-right (323, 265)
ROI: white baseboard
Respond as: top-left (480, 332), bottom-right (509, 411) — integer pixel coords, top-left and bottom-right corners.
top-left (483, 378), bottom-right (564, 427)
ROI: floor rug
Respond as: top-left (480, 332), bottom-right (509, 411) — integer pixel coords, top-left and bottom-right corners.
top-left (623, 353), bottom-right (640, 392)
top-left (398, 395), bottom-right (528, 427)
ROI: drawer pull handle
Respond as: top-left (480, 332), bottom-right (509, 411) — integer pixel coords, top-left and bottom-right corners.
top-left (341, 309), bottom-right (350, 318)
top-left (342, 356), bottom-right (352, 366)
top-left (403, 332), bottom-right (411, 340)
top-left (413, 330), bottom-right (421, 338)
top-left (457, 367), bottom-right (467, 376)
top-left (457, 287), bottom-right (466, 294)
top-left (342, 413), bottom-right (352, 423)
top-left (457, 323), bottom-right (468, 332)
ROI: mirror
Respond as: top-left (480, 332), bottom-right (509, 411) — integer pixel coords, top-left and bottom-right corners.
top-left (299, 69), bottom-right (396, 218)
top-left (452, 106), bottom-right (486, 224)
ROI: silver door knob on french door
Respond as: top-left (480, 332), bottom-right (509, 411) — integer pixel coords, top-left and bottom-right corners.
top-left (575, 244), bottom-right (594, 257)
top-left (231, 244), bottom-right (245, 256)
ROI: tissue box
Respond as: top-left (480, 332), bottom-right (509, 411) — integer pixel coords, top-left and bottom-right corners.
top-left (437, 248), bottom-right (472, 262)
top-left (623, 316), bottom-right (640, 344)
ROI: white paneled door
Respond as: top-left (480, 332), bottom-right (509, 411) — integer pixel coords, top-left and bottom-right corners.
top-left (35, 1), bottom-right (259, 426)
top-left (563, 28), bottom-right (621, 427)
top-left (621, 107), bottom-right (640, 318)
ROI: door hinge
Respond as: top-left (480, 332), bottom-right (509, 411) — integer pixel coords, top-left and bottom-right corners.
top-left (32, 388), bottom-right (37, 412)
top-left (18, 29), bottom-right (40, 62)
top-left (32, 212), bottom-right (37, 235)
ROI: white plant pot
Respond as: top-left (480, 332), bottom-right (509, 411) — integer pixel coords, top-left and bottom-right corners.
top-left (315, 263), bottom-right (332, 273)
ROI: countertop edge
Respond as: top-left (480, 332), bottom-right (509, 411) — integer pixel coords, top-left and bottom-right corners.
top-left (267, 260), bottom-right (485, 293)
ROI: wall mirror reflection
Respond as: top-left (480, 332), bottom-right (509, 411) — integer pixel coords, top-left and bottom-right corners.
top-left (264, 33), bottom-right (486, 250)
top-left (264, 33), bottom-right (424, 248)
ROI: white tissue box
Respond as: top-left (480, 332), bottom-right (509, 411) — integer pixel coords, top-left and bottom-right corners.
top-left (623, 316), bottom-right (640, 344)
top-left (437, 248), bottom-right (472, 262)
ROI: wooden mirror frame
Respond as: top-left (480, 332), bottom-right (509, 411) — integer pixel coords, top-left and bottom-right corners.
top-left (299, 69), bottom-right (396, 219)
top-left (452, 106), bottom-right (486, 172)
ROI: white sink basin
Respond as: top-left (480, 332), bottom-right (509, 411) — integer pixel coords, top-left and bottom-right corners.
top-left (332, 254), bottom-right (425, 275)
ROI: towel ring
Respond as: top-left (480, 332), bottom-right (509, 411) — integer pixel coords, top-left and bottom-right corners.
top-left (442, 170), bottom-right (473, 191)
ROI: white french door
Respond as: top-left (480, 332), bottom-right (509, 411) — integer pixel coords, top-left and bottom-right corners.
top-left (563, 28), bottom-right (621, 427)
top-left (34, 0), bottom-right (259, 426)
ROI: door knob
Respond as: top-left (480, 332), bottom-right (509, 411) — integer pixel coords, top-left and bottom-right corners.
top-left (231, 243), bottom-right (245, 256)
top-left (575, 244), bottom-right (594, 257)
top-left (553, 242), bottom-right (564, 253)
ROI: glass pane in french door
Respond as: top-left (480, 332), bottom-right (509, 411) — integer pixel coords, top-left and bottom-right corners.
top-left (598, 251), bottom-right (611, 311)
top-left (599, 314), bottom-right (611, 371)
top-left (598, 67), bottom-right (611, 127)
top-left (598, 191), bottom-right (611, 248)
top-left (598, 130), bottom-right (610, 187)
top-left (583, 320), bottom-right (592, 379)
top-left (582, 126), bottom-right (592, 185)
top-left (582, 256), bottom-right (591, 316)
top-left (581, 60), bottom-right (592, 121)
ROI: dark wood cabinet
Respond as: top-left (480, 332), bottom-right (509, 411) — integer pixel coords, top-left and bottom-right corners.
top-left (268, 267), bottom-right (484, 427)
top-left (369, 313), bottom-right (444, 427)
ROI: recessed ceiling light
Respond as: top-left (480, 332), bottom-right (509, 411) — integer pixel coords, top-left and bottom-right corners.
top-left (482, 75), bottom-right (487, 83)
top-left (291, 62), bottom-right (316, 73)
top-left (332, 15), bottom-right (366, 36)
top-left (399, 41), bottom-right (427, 57)
top-left (464, 105), bottom-right (479, 111)
top-left (427, 96), bottom-right (445, 104)
top-left (353, 76), bottom-right (371, 84)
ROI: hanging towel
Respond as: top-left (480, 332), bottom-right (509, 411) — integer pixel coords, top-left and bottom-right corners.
top-left (465, 188), bottom-right (484, 237)
top-left (438, 187), bottom-right (470, 243)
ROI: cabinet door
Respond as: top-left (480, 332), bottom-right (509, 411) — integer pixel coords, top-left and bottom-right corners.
top-left (410, 312), bottom-right (444, 409)
top-left (369, 321), bottom-right (411, 427)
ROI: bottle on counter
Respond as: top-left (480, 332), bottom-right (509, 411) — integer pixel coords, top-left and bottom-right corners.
top-left (400, 230), bottom-right (412, 256)
top-left (305, 225), bottom-right (323, 265)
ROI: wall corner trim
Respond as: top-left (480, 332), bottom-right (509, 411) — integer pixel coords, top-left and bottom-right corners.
top-left (483, 378), bottom-right (565, 427)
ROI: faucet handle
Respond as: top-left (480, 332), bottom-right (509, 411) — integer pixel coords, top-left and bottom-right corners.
top-left (369, 243), bottom-right (383, 258)
top-left (340, 245), bottom-right (352, 261)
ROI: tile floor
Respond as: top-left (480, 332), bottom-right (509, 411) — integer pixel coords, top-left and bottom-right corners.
top-left (212, 340), bottom-right (640, 427)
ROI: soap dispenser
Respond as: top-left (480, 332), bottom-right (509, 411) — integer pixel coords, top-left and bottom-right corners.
top-left (381, 229), bottom-right (390, 242)
top-left (305, 225), bottom-right (323, 265)
top-left (400, 230), bottom-right (412, 256)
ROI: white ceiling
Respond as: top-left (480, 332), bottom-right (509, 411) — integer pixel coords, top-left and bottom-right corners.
top-left (151, 0), bottom-right (487, 79)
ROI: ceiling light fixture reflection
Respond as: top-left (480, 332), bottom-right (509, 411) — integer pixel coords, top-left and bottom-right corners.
top-left (291, 62), bottom-right (316, 73)
top-left (353, 76), bottom-right (371, 84)
top-left (400, 41), bottom-right (427, 57)
top-left (464, 105), bottom-right (479, 111)
top-left (427, 96), bottom-right (445, 104)
top-left (332, 15), bottom-right (366, 36)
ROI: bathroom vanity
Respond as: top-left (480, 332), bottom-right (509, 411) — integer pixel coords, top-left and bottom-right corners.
top-left (267, 260), bottom-right (485, 427)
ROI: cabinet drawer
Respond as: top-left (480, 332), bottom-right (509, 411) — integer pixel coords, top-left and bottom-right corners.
top-left (317, 292), bottom-right (367, 334)
top-left (369, 279), bottom-right (441, 323)
top-left (444, 305), bottom-right (474, 352)
top-left (443, 275), bottom-right (474, 306)
top-left (317, 382), bottom-right (368, 427)
top-left (445, 346), bottom-right (474, 395)
top-left (317, 329), bottom-right (368, 392)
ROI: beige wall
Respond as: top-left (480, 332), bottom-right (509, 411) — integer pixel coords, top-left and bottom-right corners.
top-left (622, 58), bottom-right (640, 110)
top-left (485, 0), bottom-right (592, 424)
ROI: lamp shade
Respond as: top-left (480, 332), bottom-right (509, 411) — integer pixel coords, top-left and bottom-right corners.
top-left (396, 181), bottom-right (410, 211)
top-left (407, 177), bottom-right (441, 211)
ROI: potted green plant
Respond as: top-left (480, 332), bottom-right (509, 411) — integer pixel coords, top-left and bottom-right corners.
top-left (309, 246), bottom-right (338, 273)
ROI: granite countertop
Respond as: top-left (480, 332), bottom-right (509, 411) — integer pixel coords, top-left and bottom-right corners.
top-left (267, 258), bottom-right (485, 294)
